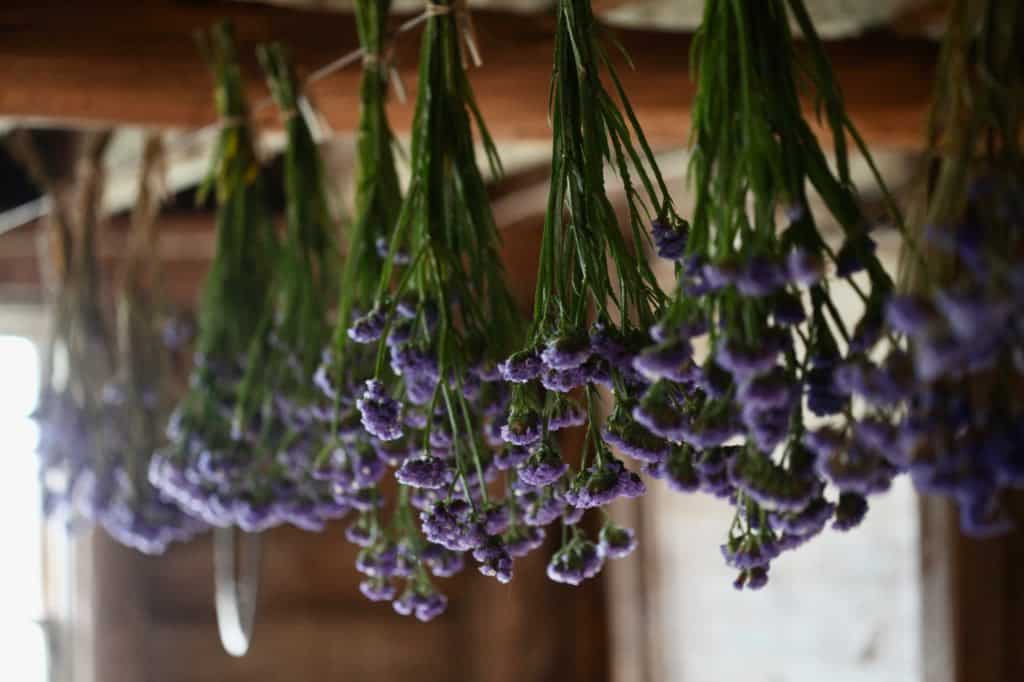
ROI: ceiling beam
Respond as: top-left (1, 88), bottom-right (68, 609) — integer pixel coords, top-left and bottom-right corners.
top-left (0, 1), bottom-right (937, 149)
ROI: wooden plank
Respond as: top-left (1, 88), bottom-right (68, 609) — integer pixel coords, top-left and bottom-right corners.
top-left (0, 0), bottom-right (938, 148)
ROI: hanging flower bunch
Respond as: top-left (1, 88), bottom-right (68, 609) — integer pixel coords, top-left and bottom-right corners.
top-left (30, 132), bottom-right (204, 554)
top-left (332, 0), bottom-right (527, 621)
top-left (150, 24), bottom-right (331, 532)
top-left (873, 0), bottom-right (1024, 536)
top-left (643, 0), bottom-right (906, 589)
top-left (496, 0), bottom-right (678, 586)
top-left (99, 136), bottom-right (209, 552)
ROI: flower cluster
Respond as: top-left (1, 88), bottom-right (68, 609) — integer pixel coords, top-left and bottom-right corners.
top-left (629, 0), bottom-right (909, 588)
top-left (853, 0), bottom-right (1024, 537)
top-left (151, 28), bottom-right (343, 533)
top-left (35, 133), bottom-right (206, 554)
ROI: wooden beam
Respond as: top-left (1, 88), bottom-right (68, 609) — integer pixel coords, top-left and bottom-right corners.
top-left (0, 0), bottom-right (938, 149)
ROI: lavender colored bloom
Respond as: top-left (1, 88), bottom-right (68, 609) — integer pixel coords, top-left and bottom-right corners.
top-left (541, 333), bottom-right (592, 370)
top-left (348, 307), bottom-right (388, 343)
top-left (651, 218), bottom-right (688, 260)
top-left (736, 256), bottom-right (787, 297)
top-left (805, 357), bottom-right (846, 416)
top-left (771, 497), bottom-right (835, 537)
top-left (414, 592), bottom-right (448, 622)
top-left (504, 526), bottom-right (545, 557)
top-left (786, 247), bottom-right (824, 285)
top-left (499, 350), bottom-right (543, 383)
top-left (603, 412), bottom-right (670, 464)
top-left (702, 261), bottom-right (740, 290)
top-left (716, 333), bottom-right (786, 379)
top-left (590, 321), bottom-right (633, 367)
top-left (523, 494), bottom-right (565, 526)
top-left (473, 539), bottom-right (514, 583)
top-left (633, 381), bottom-right (685, 441)
top-left (547, 541), bottom-right (604, 585)
top-left (599, 524), bottom-right (638, 559)
top-left (737, 367), bottom-right (795, 409)
top-left (772, 291), bottom-right (806, 325)
top-left (360, 577), bottom-right (397, 602)
top-left (396, 456), bottom-right (453, 489)
top-left (886, 295), bottom-right (938, 338)
top-left (721, 535), bottom-right (779, 570)
top-left (934, 288), bottom-right (1012, 342)
top-left (548, 398), bottom-right (586, 431)
top-left (501, 407), bottom-right (543, 446)
top-left (832, 492), bottom-right (868, 531)
top-left (494, 445), bottom-right (530, 471)
top-left (835, 234), bottom-right (877, 278)
top-left (540, 365), bottom-right (590, 393)
top-left (518, 443), bottom-right (569, 487)
top-left (483, 505), bottom-right (511, 536)
top-left (421, 544), bottom-right (466, 577)
top-left (633, 338), bottom-right (694, 382)
top-left (356, 380), bottom-right (403, 441)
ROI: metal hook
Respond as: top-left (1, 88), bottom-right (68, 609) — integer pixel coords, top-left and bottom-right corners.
top-left (213, 527), bottom-right (262, 657)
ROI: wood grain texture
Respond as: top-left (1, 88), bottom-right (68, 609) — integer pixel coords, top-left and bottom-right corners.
top-left (0, 0), bottom-right (937, 148)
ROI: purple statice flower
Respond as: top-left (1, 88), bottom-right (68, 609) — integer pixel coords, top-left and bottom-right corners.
top-left (312, 363), bottom-right (338, 400)
top-left (934, 288), bottom-right (1012, 342)
top-left (547, 541), bottom-right (604, 585)
top-left (356, 380), bottom-right (403, 441)
top-left (360, 577), bottom-right (397, 602)
top-left (886, 295), bottom-right (939, 338)
top-left (633, 381), bottom-right (686, 441)
top-left (421, 544), bottom-right (466, 577)
top-left (720, 535), bottom-right (779, 570)
top-left (541, 333), bottom-right (592, 370)
top-left (772, 292), bottom-right (806, 326)
top-left (413, 591), bottom-right (448, 622)
top-left (599, 524), bottom-right (638, 559)
top-left (702, 261), bottom-right (740, 290)
top-left (835, 234), bottom-right (877, 278)
top-left (805, 356), bottom-right (846, 416)
top-left (786, 247), bottom-right (824, 285)
top-left (518, 443), bottom-right (569, 487)
top-left (395, 456), bottom-right (453, 489)
top-left (500, 407), bottom-right (543, 446)
top-left (353, 450), bottom-right (387, 488)
top-left (473, 539), bottom-right (513, 584)
top-left (540, 365), bottom-right (590, 393)
top-left (504, 526), bottom-right (545, 558)
top-left (589, 321), bottom-right (633, 368)
top-left (728, 450), bottom-right (819, 513)
top-left (737, 566), bottom-right (770, 591)
top-left (419, 500), bottom-right (485, 552)
top-left (832, 492), bottom-right (868, 531)
top-left (741, 403), bottom-right (792, 454)
top-left (716, 332), bottom-right (787, 379)
top-left (913, 335), bottom-right (963, 382)
top-left (522, 494), bottom-right (565, 527)
top-left (633, 338), bottom-right (695, 382)
top-left (562, 505), bottom-right (584, 525)
top-left (737, 367), bottom-right (795, 410)
top-left (483, 504), bottom-right (511, 536)
top-left (736, 256), bottom-right (787, 297)
top-left (771, 497), bottom-right (835, 538)
top-left (651, 218), bottom-right (688, 260)
top-left (348, 306), bottom-right (388, 343)
top-left (345, 520), bottom-right (375, 547)
top-left (817, 441), bottom-right (896, 496)
top-left (603, 412), bottom-right (670, 464)
top-left (548, 398), bottom-right (586, 431)
top-left (386, 318), bottom-right (415, 347)
top-left (494, 445), bottom-right (530, 471)
top-left (565, 460), bottom-right (645, 510)
top-left (499, 349), bottom-right (543, 383)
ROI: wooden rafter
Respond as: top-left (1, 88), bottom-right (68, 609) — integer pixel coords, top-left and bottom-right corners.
top-left (0, 0), bottom-right (938, 148)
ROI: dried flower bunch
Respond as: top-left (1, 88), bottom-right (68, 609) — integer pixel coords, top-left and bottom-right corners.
top-left (874, 0), bottom-right (1024, 536)
top-left (30, 131), bottom-right (205, 554)
top-left (150, 24), bottom-right (346, 532)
